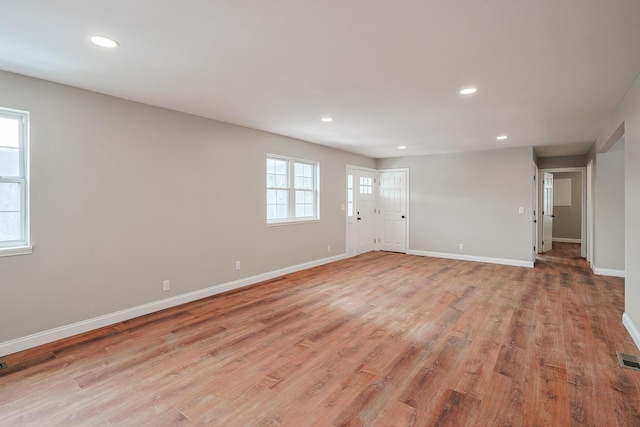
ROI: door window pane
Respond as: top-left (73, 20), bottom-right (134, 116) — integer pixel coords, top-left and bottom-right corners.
top-left (347, 174), bottom-right (354, 217)
top-left (360, 176), bottom-right (373, 194)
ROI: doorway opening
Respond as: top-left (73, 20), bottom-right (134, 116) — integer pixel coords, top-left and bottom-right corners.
top-left (536, 167), bottom-right (587, 262)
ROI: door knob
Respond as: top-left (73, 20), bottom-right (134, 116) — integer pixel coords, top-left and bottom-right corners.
top-left (401, 215), bottom-right (405, 218)
top-left (357, 217), bottom-right (362, 220)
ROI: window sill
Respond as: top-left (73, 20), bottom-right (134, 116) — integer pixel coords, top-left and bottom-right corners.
top-left (267, 219), bottom-right (320, 227)
top-left (0, 246), bottom-right (33, 257)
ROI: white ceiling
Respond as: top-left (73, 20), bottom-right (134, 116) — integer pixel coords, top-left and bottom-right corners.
top-left (2, 1), bottom-right (640, 159)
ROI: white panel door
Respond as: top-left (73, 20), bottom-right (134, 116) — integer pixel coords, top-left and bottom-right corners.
top-left (542, 172), bottom-right (554, 252)
top-left (379, 170), bottom-right (407, 253)
top-left (356, 170), bottom-right (376, 254)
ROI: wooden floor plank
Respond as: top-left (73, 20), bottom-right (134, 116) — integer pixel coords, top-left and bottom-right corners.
top-left (1, 244), bottom-right (639, 426)
top-left (474, 373), bottom-right (525, 426)
top-left (427, 389), bottom-right (482, 426)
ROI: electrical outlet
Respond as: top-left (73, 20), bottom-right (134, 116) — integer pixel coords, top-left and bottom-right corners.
top-left (235, 261), bottom-right (241, 270)
top-left (162, 280), bottom-right (170, 291)
top-left (327, 245), bottom-right (331, 252)
top-left (459, 243), bottom-right (464, 250)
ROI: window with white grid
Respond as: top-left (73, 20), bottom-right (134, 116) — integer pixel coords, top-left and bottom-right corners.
top-left (0, 107), bottom-right (30, 256)
top-left (359, 176), bottom-right (372, 194)
top-left (267, 155), bottom-right (319, 224)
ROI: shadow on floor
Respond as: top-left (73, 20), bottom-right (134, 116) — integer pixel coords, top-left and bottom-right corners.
top-left (536, 242), bottom-right (587, 271)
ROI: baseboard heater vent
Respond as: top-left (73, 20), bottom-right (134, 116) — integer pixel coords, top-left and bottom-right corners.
top-left (0, 362), bottom-right (8, 370)
top-left (617, 352), bottom-right (640, 371)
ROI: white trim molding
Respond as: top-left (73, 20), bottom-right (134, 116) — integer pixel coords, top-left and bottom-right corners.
top-left (552, 238), bottom-right (581, 244)
top-left (591, 264), bottom-right (625, 278)
top-left (623, 313), bottom-right (640, 352)
top-left (407, 249), bottom-right (534, 268)
top-left (0, 245), bottom-right (33, 257)
top-left (0, 253), bottom-right (348, 357)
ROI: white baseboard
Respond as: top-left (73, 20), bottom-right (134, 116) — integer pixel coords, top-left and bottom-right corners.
top-left (623, 313), bottom-right (640, 352)
top-left (552, 238), bottom-right (581, 243)
top-left (407, 250), bottom-right (534, 268)
top-left (592, 264), bottom-right (625, 278)
top-left (0, 253), bottom-right (348, 357)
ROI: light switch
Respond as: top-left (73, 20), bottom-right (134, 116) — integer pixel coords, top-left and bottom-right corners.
top-left (518, 207), bottom-right (525, 214)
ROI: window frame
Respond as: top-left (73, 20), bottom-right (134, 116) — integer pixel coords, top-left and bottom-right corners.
top-left (0, 107), bottom-right (31, 257)
top-left (266, 154), bottom-right (320, 225)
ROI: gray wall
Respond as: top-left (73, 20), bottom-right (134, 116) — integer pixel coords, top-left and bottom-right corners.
top-left (537, 155), bottom-right (587, 169)
top-left (595, 71), bottom-right (640, 345)
top-left (377, 147), bottom-right (534, 263)
top-left (552, 172), bottom-right (582, 240)
top-left (0, 71), bottom-right (375, 343)
top-left (593, 142), bottom-right (625, 271)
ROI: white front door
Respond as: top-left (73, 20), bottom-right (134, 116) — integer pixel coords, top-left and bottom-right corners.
top-left (542, 172), bottom-right (554, 252)
top-left (356, 170), bottom-right (376, 254)
top-left (379, 170), bottom-right (407, 253)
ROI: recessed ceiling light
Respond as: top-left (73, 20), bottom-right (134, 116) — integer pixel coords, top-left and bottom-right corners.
top-left (398, 146), bottom-right (406, 150)
top-left (321, 117), bottom-right (333, 122)
top-left (91, 35), bottom-right (119, 49)
top-left (459, 87), bottom-right (477, 95)
top-left (496, 135), bottom-right (508, 140)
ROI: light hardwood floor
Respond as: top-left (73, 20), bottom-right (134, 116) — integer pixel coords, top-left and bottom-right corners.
top-left (1, 244), bottom-right (639, 426)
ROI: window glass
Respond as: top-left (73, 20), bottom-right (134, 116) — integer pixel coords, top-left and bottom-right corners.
top-left (347, 174), bottom-right (354, 217)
